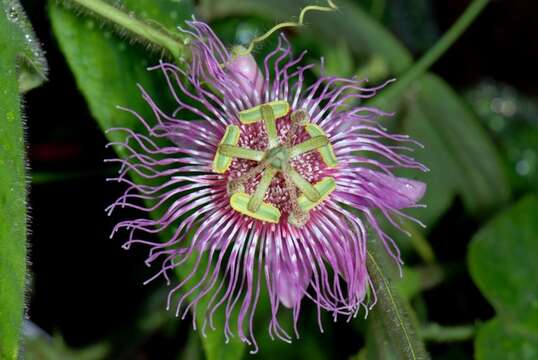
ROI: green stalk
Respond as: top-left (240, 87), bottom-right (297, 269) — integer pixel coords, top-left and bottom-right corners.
top-left (421, 323), bottom-right (476, 343)
top-left (373, 0), bottom-right (490, 106)
top-left (64, 0), bottom-right (186, 59)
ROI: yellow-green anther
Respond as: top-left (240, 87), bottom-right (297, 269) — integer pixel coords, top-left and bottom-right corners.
top-left (227, 181), bottom-right (245, 196)
top-left (238, 100), bottom-right (290, 124)
top-left (248, 167), bottom-right (278, 212)
top-left (288, 209), bottom-right (309, 227)
top-left (304, 124), bottom-right (338, 168)
top-left (212, 125), bottom-right (240, 173)
top-left (297, 177), bottom-right (336, 212)
top-left (230, 192), bottom-right (281, 223)
top-left (288, 135), bottom-right (329, 158)
top-left (290, 109), bottom-right (310, 125)
top-left (260, 104), bottom-right (279, 147)
top-left (218, 144), bottom-right (265, 162)
top-left (287, 166), bottom-right (321, 202)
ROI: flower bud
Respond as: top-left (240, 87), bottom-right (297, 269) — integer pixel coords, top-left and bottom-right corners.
top-left (226, 46), bottom-right (264, 95)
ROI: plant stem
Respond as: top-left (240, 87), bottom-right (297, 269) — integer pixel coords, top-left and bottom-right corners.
top-left (64, 0), bottom-right (186, 59)
top-left (421, 323), bottom-right (477, 343)
top-left (373, 0), bottom-right (490, 106)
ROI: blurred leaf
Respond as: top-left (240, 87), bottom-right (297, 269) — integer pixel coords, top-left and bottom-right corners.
top-left (399, 84), bottom-right (458, 226)
top-left (367, 246), bottom-right (430, 360)
top-left (469, 195), bottom-right (538, 327)
top-left (356, 54), bottom-right (389, 84)
top-left (25, 334), bottom-right (109, 360)
top-left (315, 40), bottom-right (354, 78)
top-left (254, 302), bottom-right (329, 360)
top-left (394, 265), bottom-right (443, 301)
top-left (177, 245), bottom-right (246, 360)
top-left (49, 1), bottom-right (246, 359)
top-left (23, 322), bottom-right (109, 360)
top-left (413, 74), bottom-right (511, 216)
top-left (179, 332), bottom-right (204, 360)
top-left (0, 0), bottom-right (47, 355)
top-left (48, 0), bottom-right (189, 149)
top-left (469, 195), bottom-right (538, 359)
top-left (475, 319), bottom-right (538, 360)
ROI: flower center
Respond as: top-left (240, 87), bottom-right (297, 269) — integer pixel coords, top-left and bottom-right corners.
top-left (266, 145), bottom-right (288, 170)
top-left (212, 101), bottom-right (338, 226)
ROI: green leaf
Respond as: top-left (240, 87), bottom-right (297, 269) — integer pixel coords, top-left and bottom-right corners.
top-left (469, 195), bottom-right (538, 359)
top-left (400, 102), bottom-right (458, 226)
top-left (388, 75), bottom-right (511, 234)
top-left (0, 0), bottom-right (47, 355)
top-left (49, 2), bottom-right (246, 359)
top-left (49, 0), bottom-right (187, 147)
top-left (366, 247), bottom-right (430, 360)
top-left (475, 319), bottom-right (538, 360)
top-left (25, 332), bottom-right (110, 360)
top-left (394, 265), bottom-right (443, 301)
top-left (413, 74), bottom-right (511, 216)
top-left (469, 195), bottom-right (538, 326)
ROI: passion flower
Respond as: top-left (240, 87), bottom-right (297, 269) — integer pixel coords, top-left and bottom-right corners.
top-left (107, 20), bottom-right (427, 352)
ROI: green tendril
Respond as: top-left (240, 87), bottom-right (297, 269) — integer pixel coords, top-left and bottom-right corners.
top-left (238, 0), bottom-right (338, 55)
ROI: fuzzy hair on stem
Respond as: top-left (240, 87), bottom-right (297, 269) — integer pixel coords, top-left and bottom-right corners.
top-left (58, 0), bottom-right (188, 60)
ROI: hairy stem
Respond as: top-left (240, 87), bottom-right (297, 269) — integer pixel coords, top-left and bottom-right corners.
top-left (367, 247), bottom-right (430, 359)
top-left (63, 0), bottom-right (187, 59)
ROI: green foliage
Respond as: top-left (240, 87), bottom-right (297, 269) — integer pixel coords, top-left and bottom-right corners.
top-left (402, 74), bottom-right (511, 222)
top-left (24, 333), bottom-right (109, 360)
top-left (49, 1), bottom-right (246, 359)
top-left (200, 0), bottom-right (510, 226)
top-left (475, 319), bottom-right (538, 360)
top-left (23, 0), bottom-right (534, 358)
top-left (0, 1), bottom-right (47, 357)
top-left (48, 0), bottom-right (185, 148)
top-left (366, 246), bottom-right (430, 360)
top-left (469, 195), bottom-right (538, 359)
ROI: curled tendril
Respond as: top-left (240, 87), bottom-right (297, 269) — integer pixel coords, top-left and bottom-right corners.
top-left (237, 0), bottom-right (338, 55)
